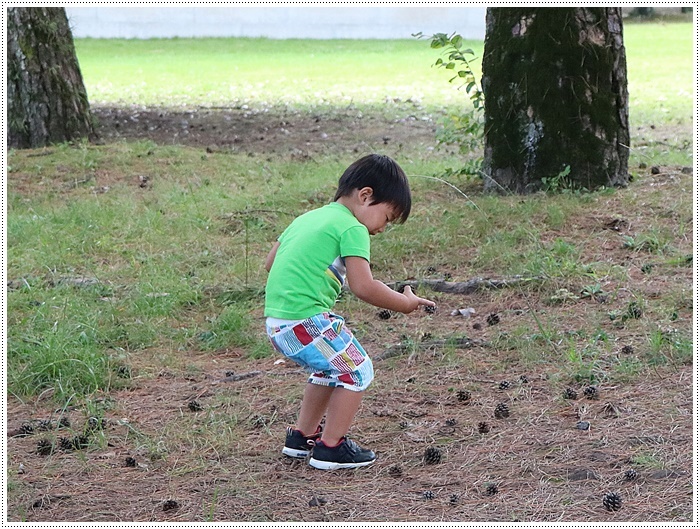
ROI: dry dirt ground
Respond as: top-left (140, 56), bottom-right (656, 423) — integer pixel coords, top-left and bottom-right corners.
top-left (6, 105), bottom-right (694, 522)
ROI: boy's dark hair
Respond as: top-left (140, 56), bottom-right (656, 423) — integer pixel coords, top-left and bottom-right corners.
top-left (333, 154), bottom-right (411, 224)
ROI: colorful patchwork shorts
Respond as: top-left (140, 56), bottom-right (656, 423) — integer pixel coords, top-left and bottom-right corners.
top-left (266, 313), bottom-right (374, 392)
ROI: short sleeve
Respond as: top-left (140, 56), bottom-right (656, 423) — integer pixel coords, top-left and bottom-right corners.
top-left (339, 225), bottom-right (370, 261)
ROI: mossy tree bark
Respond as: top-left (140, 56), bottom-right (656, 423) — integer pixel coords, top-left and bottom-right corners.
top-left (481, 8), bottom-right (630, 193)
top-left (7, 7), bottom-right (95, 149)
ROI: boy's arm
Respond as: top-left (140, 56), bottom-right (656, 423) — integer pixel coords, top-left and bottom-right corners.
top-left (265, 241), bottom-right (280, 272)
top-left (345, 256), bottom-right (435, 314)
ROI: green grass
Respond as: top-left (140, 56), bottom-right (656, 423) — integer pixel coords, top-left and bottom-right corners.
top-left (75, 22), bottom-right (694, 127)
top-left (8, 21), bottom-right (693, 404)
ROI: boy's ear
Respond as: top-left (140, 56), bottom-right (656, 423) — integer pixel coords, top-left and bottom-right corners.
top-left (358, 187), bottom-right (374, 203)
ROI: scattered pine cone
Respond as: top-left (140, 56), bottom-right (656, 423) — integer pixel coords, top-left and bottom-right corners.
top-left (498, 380), bottom-right (511, 390)
top-left (36, 438), bottom-right (54, 456)
top-left (422, 490), bottom-right (435, 500)
top-left (36, 420), bottom-right (53, 431)
top-left (18, 423), bottom-right (35, 437)
top-left (563, 387), bottom-right (578, 400)
top-left (116, 365), bottom-right (131, 378)
top-left (427, 266), bottom-right (437, 274)
top-left (456, 389), bottom-right (471, 402)
top-left (449, 493), bottom-right (459, 504)
top-left (445, 418), bottom-right (457, 427)
top-left (477, 422), bottom-right (490, 434)
top-left (61, 435), bottom-right (89, 451)
top-left (602, 491), bottom-right (622, 511)
top-left (620, 345), bottom-right (634, 355)
top-left (626, 302), bottom-right (643, 319)
top-left (57, 417), bottom-right (70, 429)
top-left (423, 446), bottom-right (442, 465)
top-left (485, 483), bottom-right (499, 495)
top-left (388, 464), bottom-right (403, 477)
top-left (623, 469), bottom-right (638, 482)
top-left (424, 305), bottom-right (436, 314)
top-left (125, 456), bottom-right (137, 468)
top-left (162, 499), bottom-right (179, 512)
top-left (377, 309), bottom-right (392, 320)
top-left (86, 417), bottom-right (104, 432)
top-left (519, 374), bottom-right (529, 384)
top-left (472, 322), bottom-right (482, 330)
top-left (494, 402), bottom-right (510, 419)
top-left (583, 385), bottom-right (599, 400)
top-left (188, 400), bottom-right (203, 412)
top-left (486, 313), bottom-right (500, 326)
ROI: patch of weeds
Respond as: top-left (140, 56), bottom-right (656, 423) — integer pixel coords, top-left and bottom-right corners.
top-left (199, 304), bottom-right (257, 351)
top-left (645, 328), bottom-right (693, 366)
top-left (564, 344), bottom-right (605, 385)
top-left (630, 452), bottom-right (665, 470)
top-left (621, 229), bottom-right (672, 254)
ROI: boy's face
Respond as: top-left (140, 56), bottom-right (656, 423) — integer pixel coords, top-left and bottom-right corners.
top-left (355, 198), bottom-right (398, 236)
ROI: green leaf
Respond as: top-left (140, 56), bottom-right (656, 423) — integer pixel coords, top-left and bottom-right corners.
top-left (446, 62), bottom-right (455, 70)
top-left (458, 71), bottom-right (468, 78)
top-left (450, 35), bottom-right (463, 48)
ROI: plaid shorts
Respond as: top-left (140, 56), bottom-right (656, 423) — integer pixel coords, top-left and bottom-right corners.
top-left (266, 313), bottom-right (374, 392)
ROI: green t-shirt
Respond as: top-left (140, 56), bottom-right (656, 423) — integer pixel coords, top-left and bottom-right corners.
top-left (264, 202), bottom-right (370, 319)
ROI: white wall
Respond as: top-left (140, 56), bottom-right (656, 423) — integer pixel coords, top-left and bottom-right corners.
top-left (65, 6), bottom-right (486, 40)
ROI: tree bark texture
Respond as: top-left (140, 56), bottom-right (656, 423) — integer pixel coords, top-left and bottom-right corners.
top-left (482, 8), bottom-right (630, 193)
top-left (7, 7), bottom-right (95, 148)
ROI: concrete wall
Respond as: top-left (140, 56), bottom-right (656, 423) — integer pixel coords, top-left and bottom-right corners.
top-left (65, 6), bottom-right (486, 40)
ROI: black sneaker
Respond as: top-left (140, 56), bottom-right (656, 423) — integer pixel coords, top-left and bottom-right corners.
top-left (309, 438), bottom-right (376, 470)
top-left (282, 426), bottom-right (321, 458)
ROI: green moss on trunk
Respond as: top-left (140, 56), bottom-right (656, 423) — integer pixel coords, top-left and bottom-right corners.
top-left (482, 7), bottom-right (629, 193)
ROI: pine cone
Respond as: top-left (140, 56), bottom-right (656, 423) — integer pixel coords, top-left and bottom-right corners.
top-left (456, 389), bottom-right (471, 402)
top-left (388, 464), bottom-right (403, 477)
top-left (563, 387), bottom-right (578, 400)
top-left (18, 423), bottom-right (34, 437)
top-left (36, 438), bottom-right (54, 456)
top-left (626, 302), bottom-right (642, 319)
top-left (603, 491), bottom-right (622, 511)
top-left (519, 375), bottom-right (529, 384)
top-left (477, 422), bottom-right (490, 434)
top-left (163, 499), bottom-right (179, 512)
top-left (498, 380), bottom-right (511, 390)
top-left (423, 490), bottom-right (435, 500)
top-left (494, 402), bottom-right (510, 419)
top-left (583, 385), bottom-right (599, 400)
top-left (188, 400), bottom-right (203, 412)
top-left (486, 313), bottom-right (500, 326)
top-left (623, 469), bottom-right (638, 482)
top-left (449, 494), bottom-right (459, 504)
top-left (445, 418), bottom-right (457, 427)
top-left (424, 305), bottom-right (436, 314)
top-left (485, 483), bottom-right (499, 495)
top-left (423, 446), bottom-right (442, 465)
top-left (377, 309), bottom-right (392, 320)
top-left (125, 456), bottom-right (137, 468)
top-left (620, 345), bottom-right (634, 355)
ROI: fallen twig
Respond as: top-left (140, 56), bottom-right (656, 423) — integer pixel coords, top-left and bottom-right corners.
top-left (213, 370), bottom-right (263, 384)
top-left (384, 275), bottom-right (544, 294)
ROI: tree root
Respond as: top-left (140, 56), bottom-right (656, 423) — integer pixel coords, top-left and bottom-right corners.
top-left (384, 275), bottom-right (544, 295)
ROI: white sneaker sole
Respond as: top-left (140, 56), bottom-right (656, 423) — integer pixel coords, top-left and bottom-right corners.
top-left (282, 447), bottom-right (311, 458)
top-left (308, 457), bottom-right (376, 470)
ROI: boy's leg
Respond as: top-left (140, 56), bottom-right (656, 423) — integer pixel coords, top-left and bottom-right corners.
top-left (296, 383), bottom-right (334, 435)
top-left (319, 387), bottom-right (364, 446)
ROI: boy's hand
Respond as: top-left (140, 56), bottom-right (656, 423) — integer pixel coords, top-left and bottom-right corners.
top-left (401, 285), bottom-right (436, 313)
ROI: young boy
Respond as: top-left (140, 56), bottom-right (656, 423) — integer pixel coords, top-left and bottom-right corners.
top-left (264, 154), bottom-right (435, 470)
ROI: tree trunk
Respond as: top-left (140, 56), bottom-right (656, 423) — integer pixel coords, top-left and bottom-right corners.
top-left (481, 8), bottom-right (630, 193)
top-left (7, 7), bottom-right (95, 149)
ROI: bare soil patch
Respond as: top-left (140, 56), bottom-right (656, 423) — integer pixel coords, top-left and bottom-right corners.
top-left (6, 106), bottom-right (693, 522)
